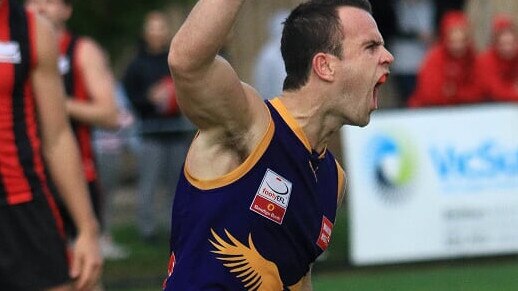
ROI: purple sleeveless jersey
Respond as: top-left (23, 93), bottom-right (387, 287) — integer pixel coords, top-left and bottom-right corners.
top-left (163, 98), bottom-right (344, 290)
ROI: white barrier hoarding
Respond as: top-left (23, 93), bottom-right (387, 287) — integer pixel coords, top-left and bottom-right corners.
top-left (342, 104), bottom-right (518, 265)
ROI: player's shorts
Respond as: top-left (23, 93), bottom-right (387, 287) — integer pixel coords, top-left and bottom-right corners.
top-left (0, 195), bottom-right (70, 290)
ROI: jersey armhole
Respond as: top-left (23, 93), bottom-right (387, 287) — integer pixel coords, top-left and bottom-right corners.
top-left (184, 104), bottom-right (274, 190)
top-left (335, 160), bottom-right (346, 207)
top-left (25, 10), bottom-right (37, 68)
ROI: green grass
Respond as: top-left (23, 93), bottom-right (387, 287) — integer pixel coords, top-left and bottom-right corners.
top-left (102, 209), bottom-right (518, 290)
top-left (103, 225), bottom-right (169, 290)
top-left (313, 260), bottom-right (518, 291)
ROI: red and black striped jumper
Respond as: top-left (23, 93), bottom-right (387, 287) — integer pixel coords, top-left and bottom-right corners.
top-left (0, 0), bottom-right (70, 288)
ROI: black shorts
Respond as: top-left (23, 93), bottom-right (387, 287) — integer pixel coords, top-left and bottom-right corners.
top-left (0, 196), bottom-right (70, 290)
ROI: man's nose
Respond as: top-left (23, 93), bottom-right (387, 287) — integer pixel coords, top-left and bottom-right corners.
top-left (382, 47), bottom-right (395, 65)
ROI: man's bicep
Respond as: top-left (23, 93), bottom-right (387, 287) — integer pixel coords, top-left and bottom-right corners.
top-left (173, 55), bottom-right (260, 132)
top-left (31, 17), bottom-right (69, 142)
top-left (79, 39), bottom-right (116, 106)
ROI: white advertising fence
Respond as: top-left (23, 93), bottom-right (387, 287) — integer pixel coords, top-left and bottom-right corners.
top-left (342, 104), bottom-right (518, 265)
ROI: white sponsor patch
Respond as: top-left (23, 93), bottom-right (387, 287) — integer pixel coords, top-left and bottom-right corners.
top-left (0, 41), bottom-right (21, 64)
top-left (250, 169), bottom-right (293, 224)
top-left (58, 55), bottom-right (70, 74)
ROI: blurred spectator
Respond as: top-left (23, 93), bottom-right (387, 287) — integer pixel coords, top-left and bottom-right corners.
top-left (123, 11), bottom-right (195, 242)
top-left (408, 11), bottom-right (483, 107)
top-left (389, 0), bottom-right (435, 106)
top-left (253, 10), bottom-right (289, 100)
top-left (433, 0), bottom-right (466, 31)
top-left (476, 14), bottom-right (518, 102)
top-left (93, 83), bottom-right (134, 259)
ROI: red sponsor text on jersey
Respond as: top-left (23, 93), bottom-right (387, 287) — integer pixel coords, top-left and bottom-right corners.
top-left (316, 215), bottom-right (333, 251)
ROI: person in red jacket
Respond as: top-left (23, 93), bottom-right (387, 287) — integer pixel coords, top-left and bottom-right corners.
top-left (408, 11), bottom-right (483, 107)
top-left (476, 14), bottom-right (518, 102)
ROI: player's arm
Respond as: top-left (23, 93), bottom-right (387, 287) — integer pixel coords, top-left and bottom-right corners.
top-left (66, 38), bottom-right (119, 129)
top-left (300, 266), bottom-right (313, 290)
top-left (31, 16), bottom-right (102, 291)
top-left (169, 0), bottom-right (269, 138)
top-left (336, 161), bottom-right (346, 207)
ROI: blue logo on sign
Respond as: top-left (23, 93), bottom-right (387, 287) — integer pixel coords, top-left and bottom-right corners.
top-left (367, 133), bottom-right (417, 203)
top-left (429, 140), bottom-right (518, 192)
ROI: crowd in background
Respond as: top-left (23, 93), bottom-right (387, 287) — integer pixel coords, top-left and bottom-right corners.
top-left (252, 0), bottom-right (518, 109)
top-left (370, 0), bottom-right (518, 108)
top-left (408, 9), bottom-right (518, 107)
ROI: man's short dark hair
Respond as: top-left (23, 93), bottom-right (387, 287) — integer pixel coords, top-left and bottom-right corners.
top-left (281, 0), bottom-right (372, 91)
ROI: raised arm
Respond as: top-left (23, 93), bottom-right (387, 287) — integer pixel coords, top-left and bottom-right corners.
top-left (31, 15), bottom-right (102, 290)
top-left (168, 0), bottom-right (268, 135)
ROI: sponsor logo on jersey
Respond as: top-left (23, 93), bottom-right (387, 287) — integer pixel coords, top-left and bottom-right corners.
top-left (316, 215), bottom-right (333, 250)
top-left (0, 42), bottom-right (21, 64)
top-left (250, 169), bottom-right (292, 224)
top-left (58, 55), bottom-right (71, 75)
top-left (162, 252), bottom-right (176, 289)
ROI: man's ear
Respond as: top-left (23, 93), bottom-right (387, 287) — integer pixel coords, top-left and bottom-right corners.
top-left (311, 52), bottom-right (335, 82)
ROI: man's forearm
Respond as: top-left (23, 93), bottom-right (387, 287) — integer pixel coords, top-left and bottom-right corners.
top-left (169, 0), bottom-right (244, 72)
top-left (300, 268), bottom-right (313, 291)
top-left (66, 98), bottom-right (119, 129)
top-left (44, 127), bottom-right (99, 235)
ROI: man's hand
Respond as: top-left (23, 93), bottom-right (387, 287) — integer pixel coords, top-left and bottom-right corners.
top-left (70, 230), bottom-right (103, 290)
top-left (148, 77), bottom-right (176, 113)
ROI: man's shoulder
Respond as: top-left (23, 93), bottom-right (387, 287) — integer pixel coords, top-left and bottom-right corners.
top-left (74, 36), bottom-right (107, 61)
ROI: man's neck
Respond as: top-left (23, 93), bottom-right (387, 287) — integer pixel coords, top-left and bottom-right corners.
top-left (279, 90), bottom-right (338, 154)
